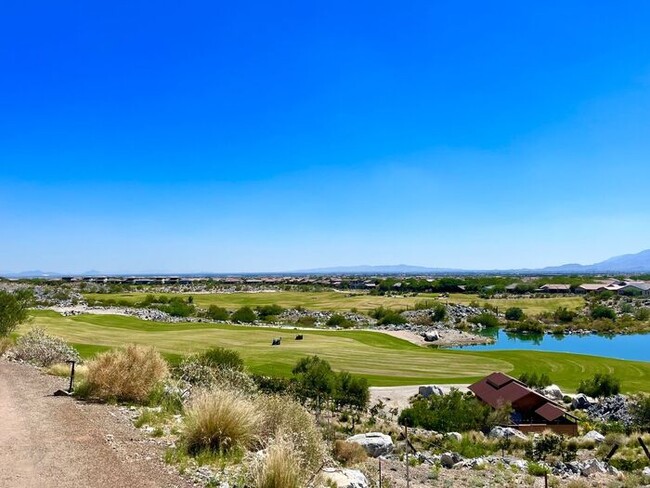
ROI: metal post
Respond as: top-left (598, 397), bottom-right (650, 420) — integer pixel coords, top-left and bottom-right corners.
top-left (604, 443), bottom-right (619, 463)
top-left (544, 472), bottom-right (548, 488)
top-left (67, 360), bottom-right (76, 393)
top-left (378, 458), bottom-right (382, 488)
top-left (405, 425), bottom-right (410, 488)
top-left (639, 437), bottom-right (650, 462)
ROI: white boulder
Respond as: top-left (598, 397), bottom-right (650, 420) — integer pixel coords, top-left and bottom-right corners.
top-left (571, 393), bottom-right (593, 410)
top-left (322, 468), bottom-right (368, 488)
top-left (423, 330), bottom-right (440, 342)
top-left (446, 432), bottom-right (462, 442)
top-left (419, 385), bottom-right (444, 398)
top-left (582, 430), bottom-right (605, 443)
top-left (580, 459), bottom-right (607, 476)
top-left (540, 384), bottom-right (564, 402)
top-left (488, 426), bottom-right (528, 441)
top-left (346, 432), bottom-right (394, 457)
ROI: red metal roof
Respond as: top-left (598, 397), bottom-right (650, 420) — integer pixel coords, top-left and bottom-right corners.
top-left (469, 371), bottom-right (572, 423)
top-left (535, 403), bottom-right (565, 422)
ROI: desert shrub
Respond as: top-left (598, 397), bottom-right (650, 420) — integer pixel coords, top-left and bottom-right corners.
top-left (333, 440), bottom-right (367, 465)
top-left (527, 461), bottom-right (550, 476)
top-left (630, 394), bottom-right (650, 431)
top-left (199, 347), bottom-right (244, 371)
top-left (231, 306), bottom-right (256, 323)
top-left (505, 307), bottom-right (525, 321)
top-left (183, 389), bottom-right (261, 454)
top-left (578, 373), bottom-right (621, 398)
top-left (12, 327), bottom-right (80, 366)
top-left (205, 305), bottom-right (229, 321)
top-left (250, 436), bottom-right (304, 488)
top-left (468, 312), bottom-right (500, 328)
top-left (295, 316), bottom-right (317, 327)
top-left (47, 362), bottom-right (88, 380)
top-left (509, 320), bottom-right (545, 334)
top-left (177, 356), bottom-right (217, 388)
top-left (518, 371), bottom-right (551, 388)
top-left (525, 433), bottom-right (575, 462)
top-left (431, 303), bottom-right (447, 322)
top-left (255, 395), bottom-right (325, 471)
top-left (213, 368), bottom-right (257, 394)
top-left (83, 344), bottom-right (169, 402)
top-left (591, 305), bottom-right (616, 320)
top-left (635, 308), bottom-right (650, 321)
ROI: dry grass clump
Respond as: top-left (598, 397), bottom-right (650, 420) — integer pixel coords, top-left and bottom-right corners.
top-left (183, 389), bottom-right (262, 454)
top-left (333, 440), bottom-right (367, 465)
top-left (255, 394), bottom-right (326, 471)
top-left (250, 436), bottom-right (304, 488)
top-left (47, 362), bottom-right (88, 380)
top-left (0, 337), bottom-right (13, 356)
top-left (83, 344), bottom-right (168, 402)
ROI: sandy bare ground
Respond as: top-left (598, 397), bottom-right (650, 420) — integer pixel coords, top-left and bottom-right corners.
top-left (370, 384), bottom-right (469, 412)
top-left (377, 329), bottom-right (492, 347)
top-left (0, 360), bottom-right (193, 488)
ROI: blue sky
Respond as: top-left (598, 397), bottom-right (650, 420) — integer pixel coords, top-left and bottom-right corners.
top-left (1, 1), bottom-right (649, 273)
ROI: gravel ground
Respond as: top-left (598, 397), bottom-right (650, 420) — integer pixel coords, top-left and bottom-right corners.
top-left (0, 360), bottom-right (194, 488)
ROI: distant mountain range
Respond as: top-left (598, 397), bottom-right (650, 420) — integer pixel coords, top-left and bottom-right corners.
top-left (2, 249), bottom-right (650, 277)
top-left (296, 249), bottom-right (650, 275)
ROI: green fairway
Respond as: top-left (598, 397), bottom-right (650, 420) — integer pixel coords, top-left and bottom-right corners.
top-left (84, 290), bottom-right (585, 315)
top-left (27, 311), bottom-right (650, 392)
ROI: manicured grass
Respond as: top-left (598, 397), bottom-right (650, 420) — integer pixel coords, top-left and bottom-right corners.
top-left (446, 294), bottom-right (585, 315)
top-left (84, 290), bottom-right (585, 315)
top-left (27, 310), bottom-right (650, 392)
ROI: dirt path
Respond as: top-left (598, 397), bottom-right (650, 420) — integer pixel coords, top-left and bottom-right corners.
top-left (370, 384), bottom-right (470, 412)
top-left (0, 360), bottom-right (193, 488)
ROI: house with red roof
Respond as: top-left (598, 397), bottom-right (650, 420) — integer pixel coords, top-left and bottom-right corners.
top-left (469, 372), bottom-right (578, 436)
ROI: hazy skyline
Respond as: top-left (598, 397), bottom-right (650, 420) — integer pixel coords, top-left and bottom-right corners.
top-left (2, 2), bottom-right (650, 273)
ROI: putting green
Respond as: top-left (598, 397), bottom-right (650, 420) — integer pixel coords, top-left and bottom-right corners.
top-left (26, 311), bottom-right (650, 392)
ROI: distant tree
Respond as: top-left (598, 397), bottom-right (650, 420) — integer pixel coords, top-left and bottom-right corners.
top-left (231, 306), bottom-right (256, 323)
top-left (468, 312), bottom-right (500, 328)
top-left (635, 308), bottom-right (650, 322)
top-left (578, 373), bottom-right (621, 398)
top-left (160, 297), bottom-right (195, 317)
top-left (518, 371), bottom-right (551, 388)
top-left (0, 290), bottom-right (32, 337)
top-left (206, 305), bottom-right (229, 321)
top-left (370, 307), bottom-right (406, 325)
top-left (291, 355), bottom-right (335, 402)
top-left (334, 371), bottom-right (370, 411)
top-left (505, 307), bottom-right (525, 321)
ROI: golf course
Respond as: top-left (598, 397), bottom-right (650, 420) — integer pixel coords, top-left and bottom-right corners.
top-left (84, 290), bottom-right (585, 315)
top-left (28, 310), bottom-right (650, 392)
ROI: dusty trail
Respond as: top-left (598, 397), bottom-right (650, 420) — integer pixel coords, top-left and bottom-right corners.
top-left (0, 361), bottom-right (193, 488)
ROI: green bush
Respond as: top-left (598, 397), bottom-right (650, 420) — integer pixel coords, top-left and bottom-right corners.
top-left (256, 304), bottom-right (284, 321)
top-left (591, 305), bottom-right (616, 321)
top-left (199, 347), bottom-right (244, 371)
top-left (370, 306), bottom-right (407, 325)
top-left (326, 314), bottom-right (353, 328)
top-left (505, 307), bottom-right (525, 321)
top-left (206, 305), bottom-right (229, 321)
top-left (578, 373), bottom-right (621, 398)
top-left (630, 394), bottom-right (650, 431)
top-left (553, 307), bottom-right (577, 323)
top-left (0, 289), bottom-right (31, 337)
top-left (398, 389), bottom-right (496, 432)
top-left (431, 303), bottom-right (447, 322)
top-left (231, 306), bottom-right (257, 323)
top-left (159, 297), bottom-right (195, 317)
top-left (468, 312), bottom-right (500, 328)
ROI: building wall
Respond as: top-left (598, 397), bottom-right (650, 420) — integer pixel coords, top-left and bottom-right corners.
top-left (517, 423), bottom-right (578, 436)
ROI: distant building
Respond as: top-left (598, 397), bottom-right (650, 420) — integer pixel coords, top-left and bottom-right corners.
top-left (538, 284), bottom-right (572, 293)
top-left (575, 284), bottom-right (607, 294)
top-left (469, 372), bottom-right (578, 436)
top-left (618, 282), bottom-right (650, 297)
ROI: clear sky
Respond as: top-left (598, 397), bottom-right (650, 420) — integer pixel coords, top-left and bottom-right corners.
top-left (1, 1), bottom-right (649, 273)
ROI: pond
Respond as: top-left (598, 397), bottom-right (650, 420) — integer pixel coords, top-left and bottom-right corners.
top-left (449, 328), bottom-right (650, 362)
